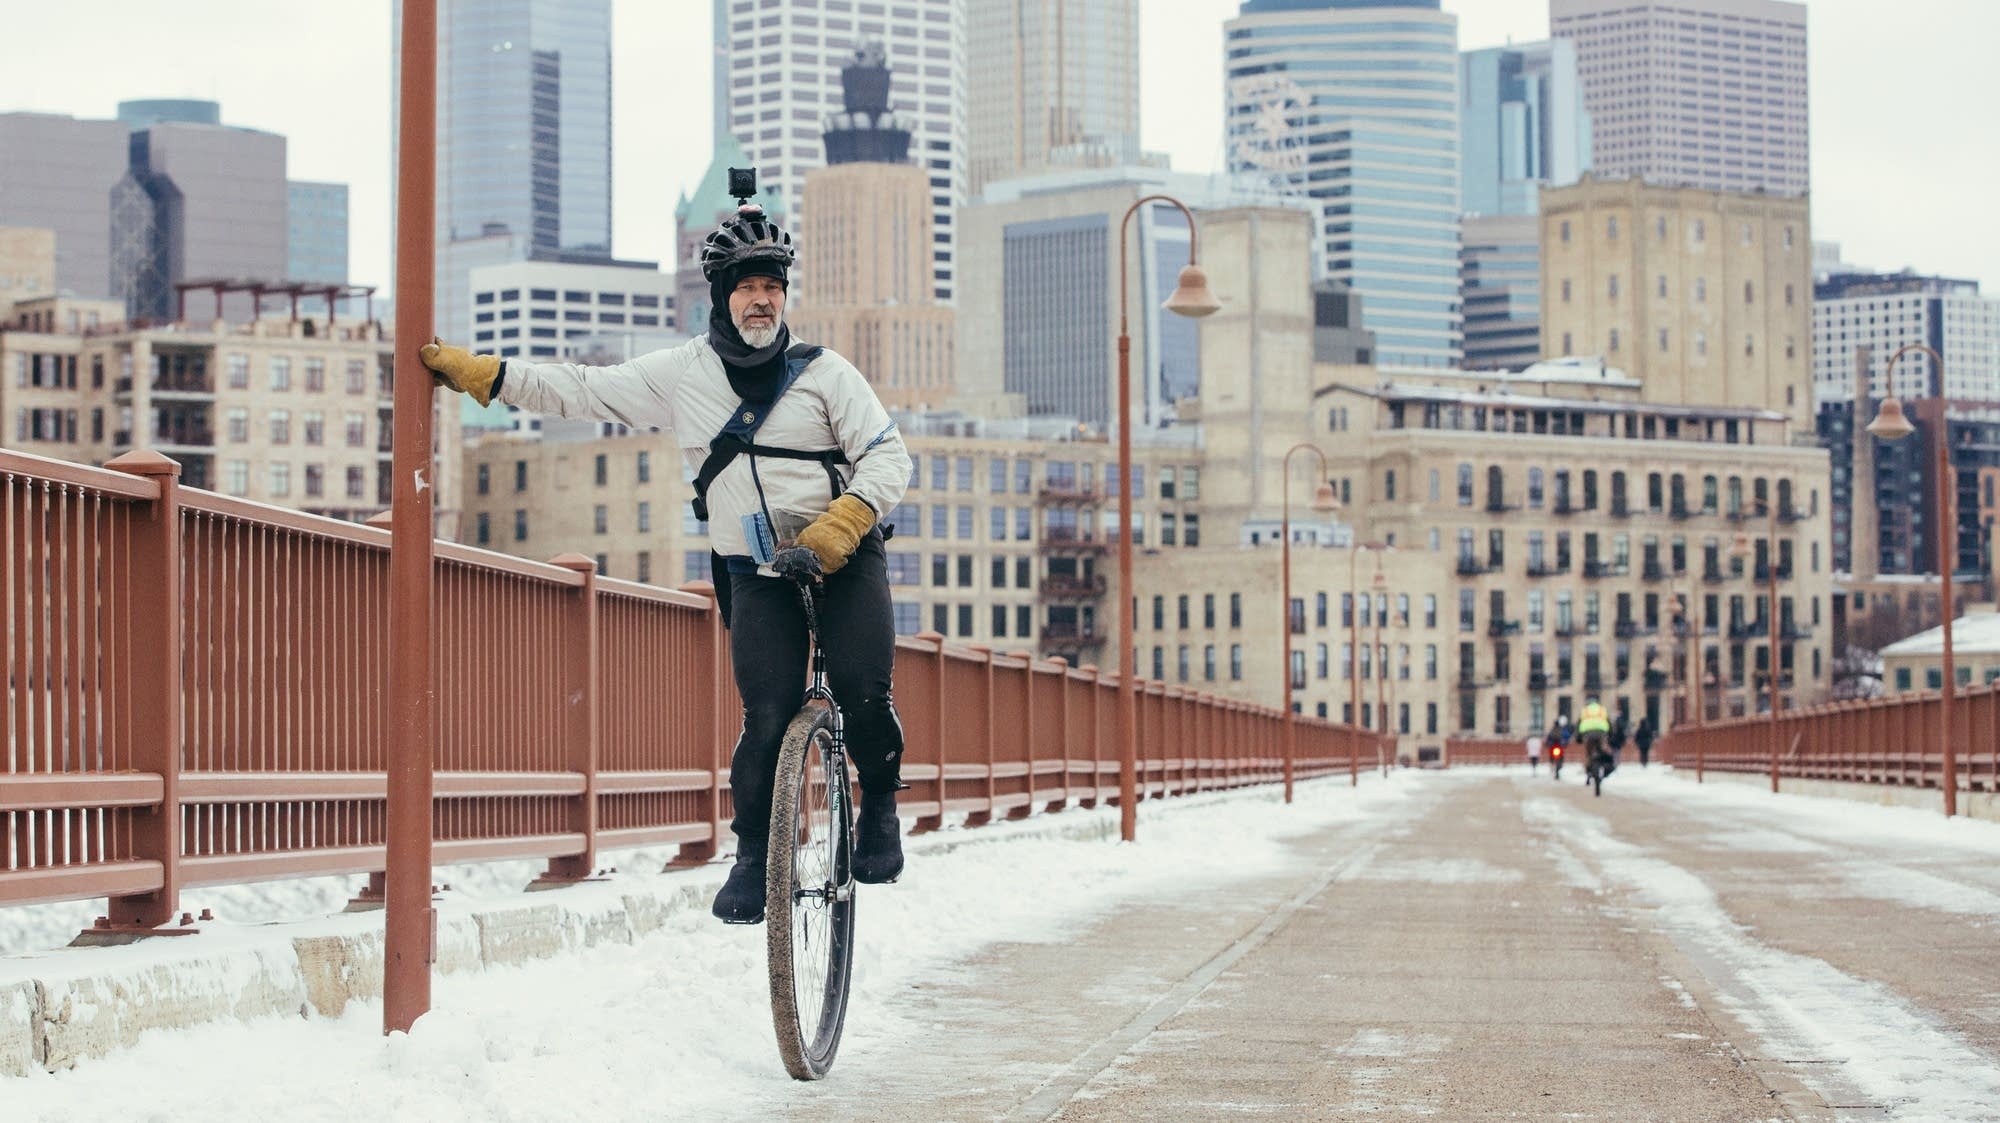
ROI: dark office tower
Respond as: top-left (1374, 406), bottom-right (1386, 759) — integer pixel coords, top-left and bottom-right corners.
top-left (110, 120), bottom-right (289, 321)
top-left (0, 113), bottom-right (131, 298)
top-left (822, 42), bottom-right (914, 166)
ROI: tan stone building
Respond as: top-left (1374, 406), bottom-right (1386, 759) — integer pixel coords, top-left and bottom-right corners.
top-left (1123, 362), bottom-right (1834, 757)
top-left (789, 131), bottom-right (956, 412)
top-left (1540, 176), bottom-right (1813, 429)
top-left (0, 227), bottom-right (56, 316)
top-left (1880, 614), bottom-right (2000, 695)
top-left (0, 294), bottom-right (462, 531)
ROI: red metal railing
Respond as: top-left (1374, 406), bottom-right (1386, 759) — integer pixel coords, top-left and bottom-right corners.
top-left (1443, 737), bottom-right (1527, 766)
top-left (1668, 689), bottom-right (2000, 799)
top-left (1, 447), bottom-right (1367, 919)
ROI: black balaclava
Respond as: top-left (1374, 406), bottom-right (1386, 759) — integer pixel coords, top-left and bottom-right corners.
top-left (708, 257), bottom-right (791, 401)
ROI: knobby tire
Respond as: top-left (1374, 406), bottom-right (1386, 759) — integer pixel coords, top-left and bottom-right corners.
top-left (766, 700), bottom-right (856, 1080)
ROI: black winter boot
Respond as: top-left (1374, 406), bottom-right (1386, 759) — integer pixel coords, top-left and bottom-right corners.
top-left (852, 790), bottom-right (904, 884)
top-left (711, 838), bottom-right (768, 924)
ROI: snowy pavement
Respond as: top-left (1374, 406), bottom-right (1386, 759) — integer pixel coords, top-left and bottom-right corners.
top-left (9, 768), bottom-right (2000, 1120)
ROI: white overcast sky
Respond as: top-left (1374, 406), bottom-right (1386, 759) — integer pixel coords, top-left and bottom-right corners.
top-left (1, 0), bottom-right (1993, 299)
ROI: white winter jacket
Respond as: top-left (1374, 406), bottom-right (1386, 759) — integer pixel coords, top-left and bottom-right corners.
top-left (497, 336), bottom-right (911, 561)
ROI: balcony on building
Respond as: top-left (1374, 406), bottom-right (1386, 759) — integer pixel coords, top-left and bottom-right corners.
top-left (1037, 482), bottom-right (1099, 505)
top-left (1583, 560), bottom-right (1627, 580)
top-left (1039, 574), bottom-right (1107, 599)
top-left (1487, 618), bottom-right (1522, 638)
top-left (1041, 622), bottom-right (1101, 645)
top-left (1040, 527), bottom-right (1110, 555)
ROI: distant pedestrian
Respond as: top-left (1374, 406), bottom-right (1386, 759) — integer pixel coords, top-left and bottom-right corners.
top-left (1609, 712), bottom-right (1630, 756)
top-left (1526, 733), bottom-right (1543, 773)
top-left (1635, 716), bottom-right (1657, 767)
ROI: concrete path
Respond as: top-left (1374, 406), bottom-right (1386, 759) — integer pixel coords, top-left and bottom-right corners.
top-left (780, 770), bottom-right (2000, 1121)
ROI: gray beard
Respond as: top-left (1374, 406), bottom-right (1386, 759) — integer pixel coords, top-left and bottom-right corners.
top-left (735, 317), bottom-right (783, 350)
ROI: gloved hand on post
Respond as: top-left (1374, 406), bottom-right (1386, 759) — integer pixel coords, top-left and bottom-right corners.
top-left (417, 338), bottom-right (503, 407)
top-left (795, 494), bottom-right (876, 575)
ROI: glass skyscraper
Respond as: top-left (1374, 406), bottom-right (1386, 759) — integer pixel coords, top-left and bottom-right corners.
top-left (1459, 40), bottom-right (1588, 218)
top-left (394, 0), bottom-right (613, 339)
top-left (1457, 40), bottom-right (1588, 369)
top-left (1224, 0), bottom-right (1462, 367)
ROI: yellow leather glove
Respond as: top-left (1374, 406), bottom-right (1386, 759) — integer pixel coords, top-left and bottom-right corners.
top-left (795, 494), bottom-right (877, 575)
top-left (418, 337), bottom-right (502, 407)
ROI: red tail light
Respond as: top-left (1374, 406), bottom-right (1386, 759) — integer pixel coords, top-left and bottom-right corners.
top-left (1551, 745), bottom-right (1563, 759)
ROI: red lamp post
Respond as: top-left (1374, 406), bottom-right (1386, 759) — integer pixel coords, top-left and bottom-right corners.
top-left (1280, 444), bottom-right (1337, 803)
top-left (1114, 195), bottom-right (1220, 841)
top-left (1867, 342), bottom-right (1958, 816)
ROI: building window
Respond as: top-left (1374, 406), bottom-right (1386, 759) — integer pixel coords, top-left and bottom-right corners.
top-left (637, 501), bottom-right (651, 532)
top-left (1230, 593), bottom-right (1242, 628)
top-left (268, 462), bottom-right (291, 497)
top-left (515, 510), bottom-right (528, 541)
top-left (346, 466), bottom-right (365, 499)
top-left (1229, 644), bottom-right (1242, 681)
top-left (269, 409), bottom-right (290, 444)
top-left (269, 357), bottom-right (291, 391)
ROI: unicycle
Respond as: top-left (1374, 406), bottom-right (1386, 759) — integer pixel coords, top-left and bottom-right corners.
top-left (765, 546), bottom-right (857, 1080)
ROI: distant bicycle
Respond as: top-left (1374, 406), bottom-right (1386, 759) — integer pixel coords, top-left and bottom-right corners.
top-left (764, 546), bottom-right (858, 1080)
top-left (1582, 732), bottom-right (1613, 797)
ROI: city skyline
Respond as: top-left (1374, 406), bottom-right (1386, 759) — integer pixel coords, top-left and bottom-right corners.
top-left (1, 0), bottom-right (1994, 309)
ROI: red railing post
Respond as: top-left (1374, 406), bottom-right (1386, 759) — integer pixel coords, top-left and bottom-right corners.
top-left (912, 631), bottom-right (947, 832)
top-left (1048, 656), bottom-right (1070, 813)
top-left (965, 644), bottom-right (995, 828)
top-left (1079, 663), bottom-right (1102, 809)
top-left (670, 581), bottom-right (726, 866)
top-left (1009, 651), bottom-right (1036, 820)
top-left (105, 450), bottom-right (183, 929)
top-left (539, 554), bottom-right (599, 883)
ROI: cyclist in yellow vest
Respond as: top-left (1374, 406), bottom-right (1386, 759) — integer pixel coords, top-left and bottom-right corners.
top-left (1578, 698), bottom-right (1614, 778)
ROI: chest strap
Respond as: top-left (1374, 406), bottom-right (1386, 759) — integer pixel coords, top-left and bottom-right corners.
top-left (691, 343), bottom-right (840, 522)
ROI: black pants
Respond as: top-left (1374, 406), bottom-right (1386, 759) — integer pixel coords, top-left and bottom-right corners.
top-left (726, 530), bottom-right (904, 843)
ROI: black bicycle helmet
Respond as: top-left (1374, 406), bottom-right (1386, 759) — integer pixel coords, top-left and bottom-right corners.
top-left (700, 203), bottom-right (796, 283)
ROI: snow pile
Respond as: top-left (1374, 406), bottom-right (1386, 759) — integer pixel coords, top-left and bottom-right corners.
top-left (4, 774), bottom-right (1418, 1120)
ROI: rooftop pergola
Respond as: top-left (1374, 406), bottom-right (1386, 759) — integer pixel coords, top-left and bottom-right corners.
top-left (173, 278), bottom-right (380, 326)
